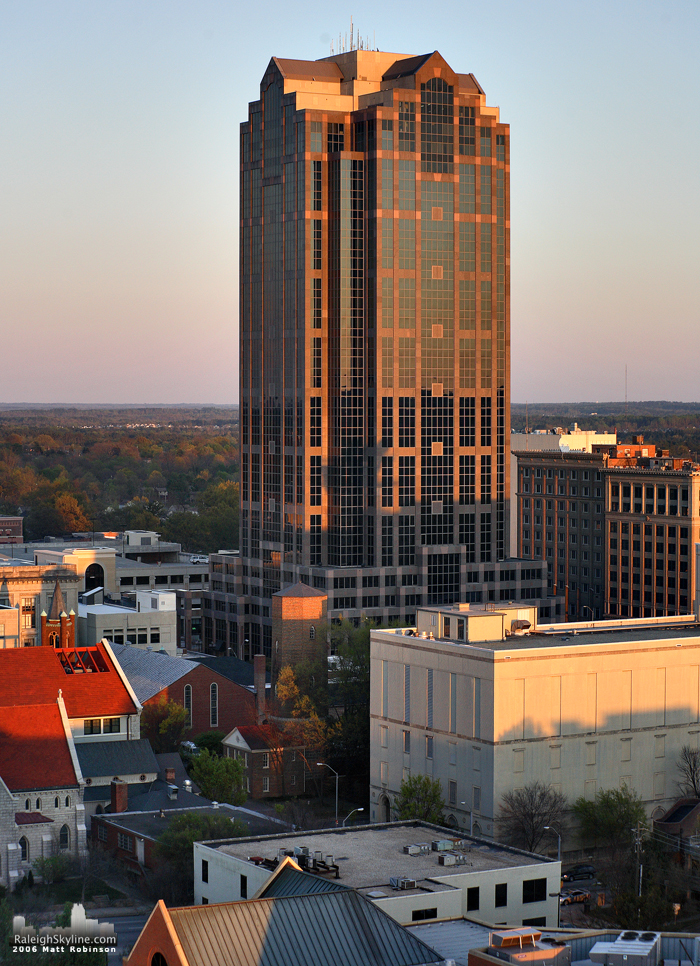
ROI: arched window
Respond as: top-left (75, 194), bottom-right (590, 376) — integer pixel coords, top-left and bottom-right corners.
top-left (65, 796), bottom-right (70, 808)
top-left (24, 799), bottom-right (30, 811)
top-left (19, 836), bottom-right (29, 862)
top-left (210, 683), bottom-right (218, 728)
top-left (35, 798), bottom-right (41, 811)
top-left (59, 825), bottom-right (70, 850)
top-left (151, 953), bottom-right (169, 966)
top-left (95, 804), bottom-right (103, 814)
top-left (184, 684), bottom-right (192, 728)
top-left (54, 797), bottom-right (59, 809)
top-left (49, 631), bottom-right (59, 648)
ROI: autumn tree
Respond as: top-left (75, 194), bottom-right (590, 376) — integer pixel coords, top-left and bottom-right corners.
top-left (141, 696), bottom-right (189, 754)
top-left (395, 774), bottom-right (445, 824)
top-left (497, 782), bottom-right (567, 853)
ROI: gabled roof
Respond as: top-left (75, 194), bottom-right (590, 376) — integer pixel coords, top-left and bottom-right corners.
top-left (0, 642), bottom-right (138, 718)
top-left (109, 642), bottom-right (195, 703)
top-left (382, 52), bottom-right (435, 80)
top-left (188, 655), bottom-right (262, 688)
top-left (226, 724), bottom-right (301, 753)
top-left (0, 704), bottom-right (79, 791)
top-left (75, 739), bottom-right (158, 780)
top-left (256, 856), bottom-right (349, 898)
top-left (274, 582), bottom-right (326, 598)
top-left (15, 812), bottom-right (54, 825)
top-left (130, 892), bottom-right (442, 966)
top-left (271, 57), bottom-right (343, 82)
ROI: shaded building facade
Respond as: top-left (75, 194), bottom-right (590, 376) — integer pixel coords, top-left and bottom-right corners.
top-left (238, 49), bottom-right (544, 653)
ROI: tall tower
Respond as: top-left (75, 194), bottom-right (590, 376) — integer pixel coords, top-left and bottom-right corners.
top-left (239, 50), bottom-right (529, 659)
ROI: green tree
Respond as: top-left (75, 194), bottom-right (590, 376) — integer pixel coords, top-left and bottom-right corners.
top-left (497, 781), bottom-right (567, 854)
top-left (191, 750), bottom-right (247, 805)
top-left (156, 812), bottom-right (246, 879)
top-left (194, 730), bottom-right (227, 757)
top-left (573, 786), bottom-right (646, 860)
top-left (395, 774), bottom-right (445, 823)
top-left (141, 696), bottom-right (189, 754)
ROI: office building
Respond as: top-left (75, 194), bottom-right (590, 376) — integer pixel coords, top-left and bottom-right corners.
top-left (514, 446), bottom-right (700, 619)
top-left (239, 48), bottom-right (547, 655)
top-left (370, 605), bottom-right (700, 841)
top-left (192, 821), bottom-right (559, 927)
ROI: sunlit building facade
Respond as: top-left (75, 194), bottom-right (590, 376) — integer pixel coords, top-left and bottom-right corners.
top-left (238, 49), bottom-right (545, 656)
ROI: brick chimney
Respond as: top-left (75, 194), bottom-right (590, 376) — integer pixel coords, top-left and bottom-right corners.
top-left (165, 767), bottom-right (176, 782)
top-left (110, 779), bottom-right (128, 813)
top-left (254, 653), bottom-right (266, 722)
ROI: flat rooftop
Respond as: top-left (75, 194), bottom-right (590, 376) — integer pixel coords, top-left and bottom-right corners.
top-left (375, 620), bottom-right (700, 653)
top-left (205, 822), bottom-right (551, 897)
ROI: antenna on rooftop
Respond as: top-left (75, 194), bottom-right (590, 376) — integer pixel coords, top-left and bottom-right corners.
top-left (625, 365), bottom-right (628, 415)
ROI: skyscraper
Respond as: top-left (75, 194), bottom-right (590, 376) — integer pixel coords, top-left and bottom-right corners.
top-left (238, 49), bottom-right (545, 658)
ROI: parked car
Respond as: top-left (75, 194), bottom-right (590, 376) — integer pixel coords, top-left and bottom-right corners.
top-left (560, 888), bottom-right (592, 906)
top-left (562, 863), bottom-right (596, 882)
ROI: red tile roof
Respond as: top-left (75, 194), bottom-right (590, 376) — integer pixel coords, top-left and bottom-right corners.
top-left (15, 812), bottom-right (54, 825)
top-left (0, 704), bottom-right (79, 791)
top-left (0, 642), bottom-right (137, 718)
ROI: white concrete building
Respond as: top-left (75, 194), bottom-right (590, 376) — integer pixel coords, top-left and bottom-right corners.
top-left (370, 605), bottom-right (700, 844)
top-left (193, 822), bottom-right (560, 928)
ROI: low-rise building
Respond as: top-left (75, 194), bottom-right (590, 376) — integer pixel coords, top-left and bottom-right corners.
top-left (0, 563), bottom-right (80, 647)
top-left (192, 821), bottom-right (560, 928)
top-left (370, 606), bottom-right (700, 842)
top-left (78, 593), bottom-right (178, 655)
top-left (223, 725), bottom-right (306, 798)
top-left (124, 889), bottom-right (444, 966)
top-left (108, 642), bottom-right (258, 741)
top-left (0, 516), bottom-right (23, 545)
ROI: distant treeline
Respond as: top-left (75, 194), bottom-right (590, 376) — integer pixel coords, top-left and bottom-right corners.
top-left (511, 402), bottom-right (700, 460)
top-left (0, 408), bottom-right (239, 552)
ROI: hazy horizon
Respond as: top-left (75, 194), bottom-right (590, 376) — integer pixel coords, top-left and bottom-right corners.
top-left (2, 1), bottom-right (698, 404)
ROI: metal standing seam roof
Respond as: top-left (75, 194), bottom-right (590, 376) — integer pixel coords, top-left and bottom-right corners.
top-left (75, 738), bottom-right (158, 778)
top-left (167, 891), bottom-right (442, 966)
top-left (258, 863), bottom-right (349, 898)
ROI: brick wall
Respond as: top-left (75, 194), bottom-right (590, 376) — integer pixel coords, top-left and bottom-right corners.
top-left (151, 664), bottom-right (257, 740)
top-left (271, 593), bottom-right (327, 680)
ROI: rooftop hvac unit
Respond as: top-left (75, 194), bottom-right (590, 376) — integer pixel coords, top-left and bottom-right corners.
top-left (294, 846), bottom-right (309, 857)
top-left (432, 839), bottom-right (453, 851)
top-left (389, 876), bottom-right (404, 889)
top-left (404, 844), bottom-right (421, 855)
top-left (417, 842), bottom-right (431, 853)
top-left (439, 852), bottom-right (457, 866)
top-left (589, 930), bottom-right (661, 966)
top-left (399, 878), bottom-right (417, 889)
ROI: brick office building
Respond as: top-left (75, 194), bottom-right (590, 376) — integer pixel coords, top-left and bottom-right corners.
top-left (515, 448), bottom-right (700, 619)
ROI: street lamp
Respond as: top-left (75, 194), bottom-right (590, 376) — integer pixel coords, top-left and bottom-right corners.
top-left (342, 807), bottom-right (364, 827)
top-left (543, 825), bottom-right (561, 862)
top-left (317, 762), bottom-right (339, 826)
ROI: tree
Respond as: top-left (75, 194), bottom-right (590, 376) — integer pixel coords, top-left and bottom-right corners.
top-left (676, 744), bottom-right (700, 797)
top-left (194, 730), bottom-right (227, 757)
top-left (190, 750), bottom-right (247, 805)
top-left (141, 696), bottom-right (189, 754)
top-left (155, 812), bottom-right (247, 901)
top-left (497, 781), bottom-right (567, 854)
top-left (572, 786), bottom-right (646, 860)
top-left (395, 774), bottom-right (445, 823)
